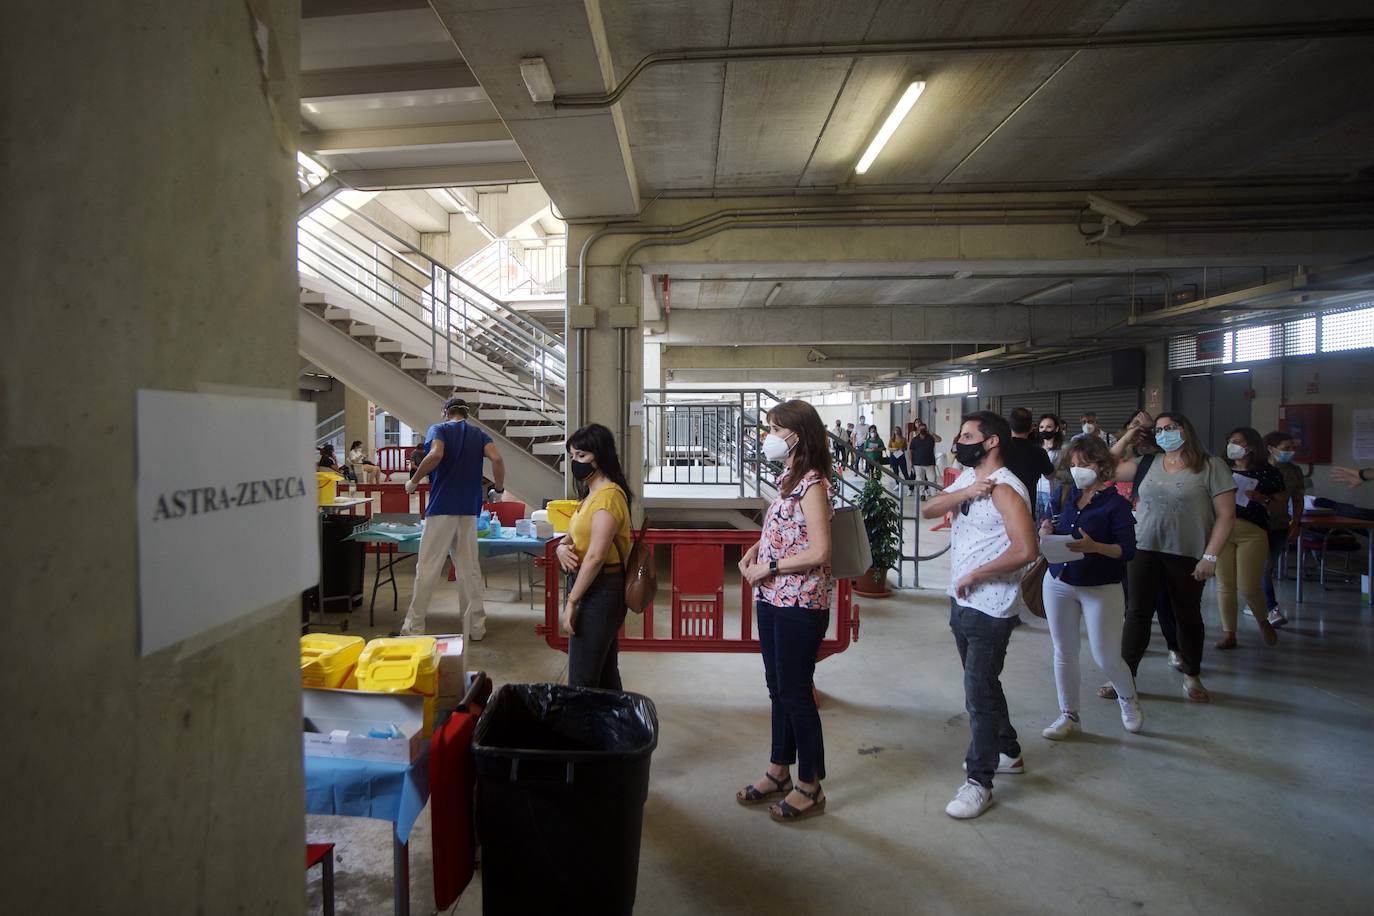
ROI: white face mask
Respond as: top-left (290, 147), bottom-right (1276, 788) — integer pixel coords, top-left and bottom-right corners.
top-left (1070, 466), bottom-right (1099, 490)
top-left (1082, 423), bottom-right (1096, 435)
top-left (762, 432), bottom-right (792, 462)
top-left (1225, 442), bottom-right (1247, 460)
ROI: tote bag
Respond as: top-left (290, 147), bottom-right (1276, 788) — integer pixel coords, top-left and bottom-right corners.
top-left (829, 505), bottom-right (872, 580)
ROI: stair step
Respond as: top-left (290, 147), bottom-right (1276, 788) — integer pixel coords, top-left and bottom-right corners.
top-left (502, 425), bottom-right (564, 438)
top-left (483, 408), bottom-right (566, 423)
top-left (349, 324), bottom-right (378, 337)
top-left (324, 307), bottom-right (353, 321)
top-left (300, 291), bottom-right (327, 305)
top-left (374, 340), bottom-right (406, 354)
top-left (401, 357), bottom-right (432, 370)
top-left (531, 441), bottom-right (567, 455)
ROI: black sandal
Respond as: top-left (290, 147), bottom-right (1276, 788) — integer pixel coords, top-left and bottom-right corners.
top-left (769, 784), bottom-right (827, 822)
top-left (736, 771), bottom-right (792, 806)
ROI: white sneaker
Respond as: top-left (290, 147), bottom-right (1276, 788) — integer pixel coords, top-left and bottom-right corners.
top-left (1167, 650), bottom-right (1183, 671)
top-left (945, 779), bottom-right (993, 819)
top-left (1119, 695), bottom-right (1144, 733)
top-left (470, 624), bottom-right (486, 642)
top-left (1041, 713), bottom-right (1081, 741)
top-left (963, 753), bottom-right (1024, 775)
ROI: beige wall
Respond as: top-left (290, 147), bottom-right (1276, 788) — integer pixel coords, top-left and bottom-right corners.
top-left (1, 2), bottom-right (305, 913)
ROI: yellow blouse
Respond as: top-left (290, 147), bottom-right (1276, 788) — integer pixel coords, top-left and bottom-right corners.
top-left (567, 484), bottom-right (632, 565)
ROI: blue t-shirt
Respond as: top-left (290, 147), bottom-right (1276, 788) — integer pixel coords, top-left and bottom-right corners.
top-left (423, 420), bottom-right (491, 516)
top-left (1048, 485), bottom-right (1137, 587)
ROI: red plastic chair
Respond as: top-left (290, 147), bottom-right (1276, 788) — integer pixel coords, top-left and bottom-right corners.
top-left (306, 843), bottom-right (335, 916)
top-left (483, 501), bottom-right (526, 526)
top-left (672, 543), bottom-right (724, 639)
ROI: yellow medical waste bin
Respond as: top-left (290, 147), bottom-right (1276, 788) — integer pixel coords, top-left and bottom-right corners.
top-left (545, 499), bottom-right (579, 533)
top-left (356, 637), bottom-right (440, 736)
top-left (316, 470), bottom-right (345, 506)
top-left (300, 634), bottom-right (365, 689)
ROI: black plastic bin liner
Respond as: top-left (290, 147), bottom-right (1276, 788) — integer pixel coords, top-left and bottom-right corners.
top-left (473, 684), bottom-right (659, 916)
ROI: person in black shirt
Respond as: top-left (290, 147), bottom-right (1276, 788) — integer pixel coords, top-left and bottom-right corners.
top-left (317, 443), bottom-right (339, 470)
top-left (1215, 426), bottom-right (1285, 650)
top-left (1001, 407), bottom-right (1054, 503)
top-left (907, 420), bottom-right (941, 485)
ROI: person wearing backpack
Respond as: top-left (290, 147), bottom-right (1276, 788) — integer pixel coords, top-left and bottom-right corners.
top-left (736, 399), bottom-right (834, 823)
top-left (556, 423), bottom-right (634, 689)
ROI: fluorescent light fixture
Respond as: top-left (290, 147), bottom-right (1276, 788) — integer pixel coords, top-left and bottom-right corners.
top-left (520, 57), bottom-right (556, 103)
top-left (764, 283), bottom-right (783, 306)
top-left (855, 79), bottom-right (926, 175)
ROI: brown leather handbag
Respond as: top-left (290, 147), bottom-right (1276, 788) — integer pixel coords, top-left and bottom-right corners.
top-left (623, 521), bottom-right (656, 614)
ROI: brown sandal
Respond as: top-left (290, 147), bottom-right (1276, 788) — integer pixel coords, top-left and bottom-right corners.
top-left (737, 771), bottom-right (792, 806)
top-left (770, 784), bottom-right (826, 822)
top-left (1098, 682), bottom-right (1117, 700)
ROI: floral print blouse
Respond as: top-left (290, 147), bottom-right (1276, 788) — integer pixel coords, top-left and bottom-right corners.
top-left (757, 470), bottom-right (835, 610)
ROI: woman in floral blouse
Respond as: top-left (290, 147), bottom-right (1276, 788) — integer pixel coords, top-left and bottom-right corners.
top-left (735, 399), bottom-right (834, 822)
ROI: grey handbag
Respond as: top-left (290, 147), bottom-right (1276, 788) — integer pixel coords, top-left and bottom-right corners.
top-left (828, 505), bottom-right (872, 580)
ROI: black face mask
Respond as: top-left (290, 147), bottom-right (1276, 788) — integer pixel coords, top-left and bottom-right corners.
top-left (1038, 429), bottom-right (1057, 440)
top-left (570, 459), bottom-right (597, 481)
top-left (955, 440), bottom-right (989, 467)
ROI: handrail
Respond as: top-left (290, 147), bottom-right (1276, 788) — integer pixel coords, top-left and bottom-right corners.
top-left (312, 197), bottom-right (562, 358)
top-left (298, 234), bottom-right (566, 426)
top-left (315, 409), bottom-right (345, 435)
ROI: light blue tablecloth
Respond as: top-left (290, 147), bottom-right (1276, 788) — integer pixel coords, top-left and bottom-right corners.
top-left (303, 749), bottom-right (431, 842)
top-left (349, 529), bottom-right (549, 558)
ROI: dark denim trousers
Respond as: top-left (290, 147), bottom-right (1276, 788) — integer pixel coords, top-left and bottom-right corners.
top-left (1123, 550), bottom-right (1205, 677)
top-left (1261, 527), bottom-right (1288, 610)
top-left (757, 600), bottom-right (829, 784)
top-left (949, 599), bottom-right (1020, 789)
top-left (567, 570), bottom-right (627, 690)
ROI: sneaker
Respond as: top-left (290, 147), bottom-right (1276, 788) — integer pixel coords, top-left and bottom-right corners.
top-left (1167, 650), bottom-right (1184, 671)
top-left (1041, 713), bottom-right (1081, 741)
top-left (963, 753), bottom-right (1024, 775)
top-left (470, 625), bottom-right (487, 642)
top-left (945, 779), bottom-right (993, 819)
top-left (1118, 695), bottom-right (1144, 733)
top-left (1268, 608), bottom-right (1289, 627)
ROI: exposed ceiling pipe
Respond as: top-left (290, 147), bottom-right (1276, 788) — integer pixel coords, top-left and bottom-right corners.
top-left (553, 21), bottom-right (1374, 108)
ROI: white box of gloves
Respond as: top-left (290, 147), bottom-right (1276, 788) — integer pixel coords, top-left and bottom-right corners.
top-left (302, 688), bottom-right (426, 764)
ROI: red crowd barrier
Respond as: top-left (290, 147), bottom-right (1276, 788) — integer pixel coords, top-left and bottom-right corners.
top-left (536, 529), bottom-right (860, 659)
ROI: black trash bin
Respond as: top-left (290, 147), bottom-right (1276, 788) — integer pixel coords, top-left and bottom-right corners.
top-left (473, 684), bottom-right (659, 916)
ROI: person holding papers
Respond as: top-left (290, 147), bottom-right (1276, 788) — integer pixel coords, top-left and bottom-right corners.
top-left (1213, 426), bottom-right (1285, 650)
top-left (1039, 436), bottom-right (1142, 739)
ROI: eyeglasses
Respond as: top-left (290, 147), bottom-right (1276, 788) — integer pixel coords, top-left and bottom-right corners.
top-left (1155, 424), bottom-right (1181, 433)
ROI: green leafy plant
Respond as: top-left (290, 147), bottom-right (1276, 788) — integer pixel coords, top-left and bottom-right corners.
top-left (856, 475), bottom-right (902, 572)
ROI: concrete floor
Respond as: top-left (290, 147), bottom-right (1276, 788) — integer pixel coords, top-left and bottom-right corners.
top-left (307, 540), bottom-right (1374, 916)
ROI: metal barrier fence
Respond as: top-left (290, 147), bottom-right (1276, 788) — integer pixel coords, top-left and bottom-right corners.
top-left (535, 529), bottom-right (860, 658)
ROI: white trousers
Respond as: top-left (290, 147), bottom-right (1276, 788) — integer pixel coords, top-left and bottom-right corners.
top-left (1042, 573), bottom-right (1134, 713)
top-left (912, 464), bottom-right (939, 483)
top-left (402, 514), bottom-right (484, 636)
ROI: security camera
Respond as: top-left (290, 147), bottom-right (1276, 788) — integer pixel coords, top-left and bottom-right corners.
top-left (1086, 194), bottom-right (1148, 228)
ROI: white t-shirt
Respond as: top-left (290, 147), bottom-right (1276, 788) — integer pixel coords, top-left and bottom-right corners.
top-left (946, 466), bottom-right (1031, 618)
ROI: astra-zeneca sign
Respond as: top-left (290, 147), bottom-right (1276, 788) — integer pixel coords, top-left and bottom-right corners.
top-left (136, 389), bottom-right (319, 655)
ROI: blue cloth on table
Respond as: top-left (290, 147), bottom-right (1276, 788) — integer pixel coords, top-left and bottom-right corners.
top-left (304, 749), bottom-right (431, 843)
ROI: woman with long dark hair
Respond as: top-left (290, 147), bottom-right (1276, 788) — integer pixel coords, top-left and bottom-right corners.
top-left (735, 399), bottom-right (834, 823)
top-left (1110, 412), bottom-right (1236, 703)
top-left (556, 423), bottom-right (635, 689)
top-left (1035, 413), bottom-right (1065, 520)
top-left (1214, 426), bottom-right (1284, 649)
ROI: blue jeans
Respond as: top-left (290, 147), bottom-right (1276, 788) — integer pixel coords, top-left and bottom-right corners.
top-left (949, 600), bottom-right (1020, 788)
top-left (1261, 528), bottom-right (1288, 611)
top-left (757, 600), bottom-right (829, 783)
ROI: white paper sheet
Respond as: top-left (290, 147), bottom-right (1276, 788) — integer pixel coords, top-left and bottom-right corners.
top-left (1233, 473), bottom-right (1258, 508)
top-left (1040, 534), bottom-right (1082, 564)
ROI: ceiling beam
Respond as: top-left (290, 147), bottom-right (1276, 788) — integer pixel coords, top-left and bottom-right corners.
top-left (303, 121), bottom-right (511, 155)
top-left (336, 162), bottom-right (536, 191)
top-left (301, 0), bottom-right (430, 18)
top-left (300, 62), bottom-right (481, 101)
top-left (659, 345), bottom-right (950, 371)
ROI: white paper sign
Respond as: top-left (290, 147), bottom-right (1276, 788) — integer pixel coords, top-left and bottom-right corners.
top-left (1040, 534), bottom-right (1082, 564)
top-left (137, 390), bottom-right (319, 655)
top-left (628, 400), bottom-right (644, 427)
top-left (1354, 409), bottom-right (1374, 461)
top-left (1233, 473), bottom-right (1258, 508)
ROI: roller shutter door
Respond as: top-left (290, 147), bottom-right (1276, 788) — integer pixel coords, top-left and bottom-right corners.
top-left (1000, 392), bottom-right (1059, 420)
top-left (1058, 387), bottom-right (1140, 431)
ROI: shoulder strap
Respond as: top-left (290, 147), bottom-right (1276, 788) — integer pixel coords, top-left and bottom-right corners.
top-left (1133, 451), bottom-right (1155, 492)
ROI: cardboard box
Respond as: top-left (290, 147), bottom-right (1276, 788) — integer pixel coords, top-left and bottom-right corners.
top-left (302, 688), bottom-right (426, 764)
top-left (431, 633), bottom-right (467, 708)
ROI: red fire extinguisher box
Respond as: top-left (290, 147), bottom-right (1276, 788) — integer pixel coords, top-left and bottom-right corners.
top-left (1279, 403), bottom-right (1332, 464)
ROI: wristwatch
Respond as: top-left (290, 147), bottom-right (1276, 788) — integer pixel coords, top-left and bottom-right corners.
top-left (1201, 553), bottom-right (1219, 563)
top-left (769, 560), bottom-right (779, 576)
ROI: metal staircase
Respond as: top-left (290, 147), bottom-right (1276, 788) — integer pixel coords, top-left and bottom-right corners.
top-left (296, 190), bottom-right (568, 502)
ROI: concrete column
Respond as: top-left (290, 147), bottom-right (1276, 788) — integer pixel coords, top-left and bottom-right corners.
top-left (1144, 341), bottom-right (1169, 413)
top-left (345, 386), bottom-right (371, 453)
top-left (1, 3), bottom-right (302, 913)
top-left (568, 225), bottom-right (643, 515)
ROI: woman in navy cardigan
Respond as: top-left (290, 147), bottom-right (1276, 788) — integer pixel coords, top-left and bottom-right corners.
top-left (1039, 435), bottom-right (1143, 739)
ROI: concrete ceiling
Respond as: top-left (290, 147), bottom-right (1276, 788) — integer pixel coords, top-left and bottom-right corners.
top-left (599, 0), bottom-right (1374, 196)
top-left (299, 1), bottom-right (535, 190)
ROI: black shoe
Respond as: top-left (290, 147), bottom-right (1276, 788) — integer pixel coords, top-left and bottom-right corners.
top-left (1010, 615), bottom-right (1024, 629)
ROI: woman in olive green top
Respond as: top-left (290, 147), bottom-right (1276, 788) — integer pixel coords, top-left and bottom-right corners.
top-left (861, 425), bottom-right (884, 478)
top-left (1111, 412), bottom-right (1236, 703)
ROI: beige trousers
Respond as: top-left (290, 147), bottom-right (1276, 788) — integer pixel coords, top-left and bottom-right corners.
top-left (401, 514), bottom-right (484, 636)
top-left (1216, 517), bottom-right (1269, 633)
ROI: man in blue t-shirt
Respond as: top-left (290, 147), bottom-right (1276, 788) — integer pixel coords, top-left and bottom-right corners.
top-left (401, 398), bottom-right (505, 639)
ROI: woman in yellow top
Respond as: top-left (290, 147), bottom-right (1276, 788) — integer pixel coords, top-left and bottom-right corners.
top-left (888, 427), bottom-right (915, 489)
top-left (556, 423), bottom-right (634, 689)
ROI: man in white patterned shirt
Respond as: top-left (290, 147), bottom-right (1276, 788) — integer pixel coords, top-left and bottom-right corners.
top-left (921, 410), bottom-right (1037, 819)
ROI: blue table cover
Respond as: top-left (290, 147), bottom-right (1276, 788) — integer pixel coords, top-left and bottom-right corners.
top-left (304, 749), bottom-right (431, 843)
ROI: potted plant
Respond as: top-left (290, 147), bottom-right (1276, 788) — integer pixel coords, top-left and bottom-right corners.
top-left (854, 475), bottom-right (901, 597)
